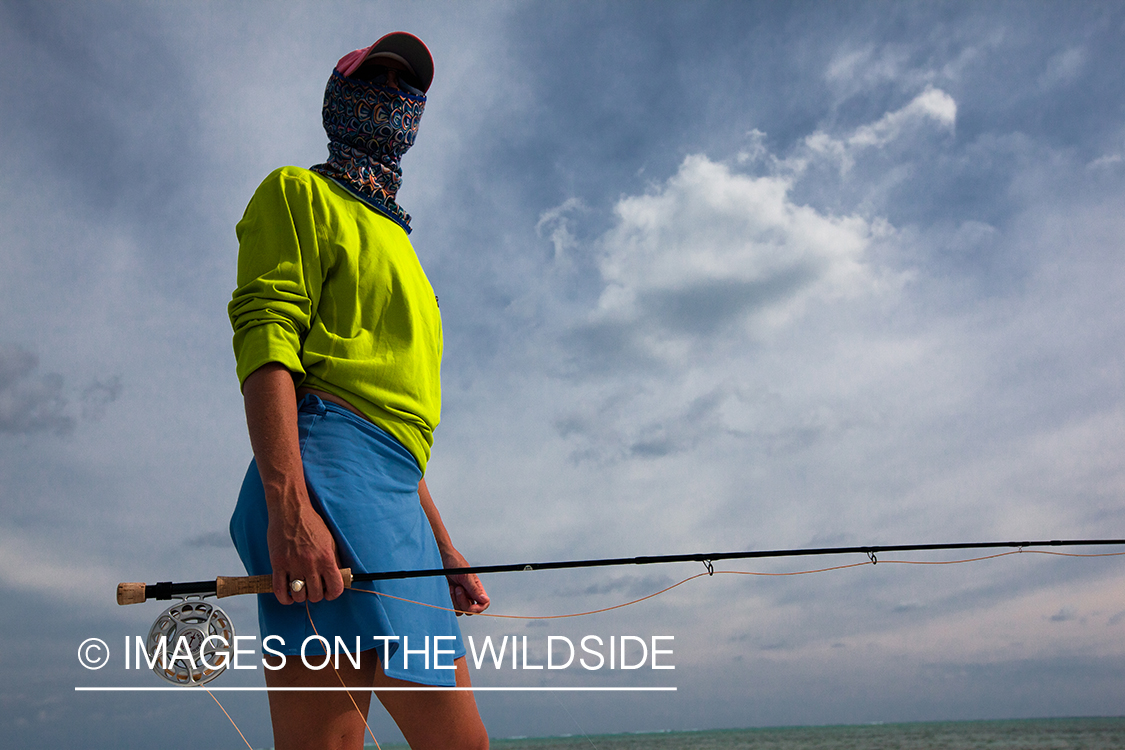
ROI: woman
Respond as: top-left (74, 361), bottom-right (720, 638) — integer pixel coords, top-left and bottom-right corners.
top-left (228, 32), bottom-right (490, 750)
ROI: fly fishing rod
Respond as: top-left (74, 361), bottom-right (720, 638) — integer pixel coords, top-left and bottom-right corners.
top-left (117, 537), bottom-right (1125, 605)
top-left (115, 537), bottom-right (1125, 687)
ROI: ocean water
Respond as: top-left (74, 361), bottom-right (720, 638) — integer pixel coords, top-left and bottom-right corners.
top-left (373, 717), bottom-right (1125, 749)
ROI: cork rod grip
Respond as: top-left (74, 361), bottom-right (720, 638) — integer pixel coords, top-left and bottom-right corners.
top-left (117, 582), bottom-right (147, 605)
top-left (215, 568), bottom-right (354, 598)
top-left (215, 574), bottom-right (273, 597)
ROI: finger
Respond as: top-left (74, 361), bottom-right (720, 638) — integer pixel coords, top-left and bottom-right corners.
top-left (450, 584), bottom-right (466, 615)
top-left (453, 583), bottom-right (488, 615)
top-left (460, 574), bottom-right (490, 610)
top-left (324, 570), bottom-right (345, 600)
top-left (304, 572), bottom-right (325, 604)
top-left (273, 570), bottom-right (293, 606)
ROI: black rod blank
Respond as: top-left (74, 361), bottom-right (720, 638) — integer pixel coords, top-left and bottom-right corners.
top-left (139, 538), bottom-right (1125, 600)
top-left (352, 538), bottom-right (1125, 582)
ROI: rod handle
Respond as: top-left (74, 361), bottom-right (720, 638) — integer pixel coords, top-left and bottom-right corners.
top-left (115, 569), bottom-right (355, 605)
top-left (117, 582), bottom-right (147, 605)
top-left (215, 568), bottom-right (354, 598)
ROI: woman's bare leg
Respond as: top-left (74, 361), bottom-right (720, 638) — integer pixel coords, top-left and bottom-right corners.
top-left (263, 651), bottom-right (487, 750)
top-left (374, 656), bottom-right (489, 750)
top-left (264, 652), bottom-right (378, 750)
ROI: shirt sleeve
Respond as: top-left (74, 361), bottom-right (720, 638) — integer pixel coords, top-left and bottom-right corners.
top-left (228, 169), bottom-right (326, 389)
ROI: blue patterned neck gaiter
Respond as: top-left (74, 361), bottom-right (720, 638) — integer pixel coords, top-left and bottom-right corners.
top-left (310, 70), bottom-right (426, 232)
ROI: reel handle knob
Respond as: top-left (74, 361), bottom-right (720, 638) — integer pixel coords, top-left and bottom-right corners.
top-left (117, 582), bottom-right (147, 605)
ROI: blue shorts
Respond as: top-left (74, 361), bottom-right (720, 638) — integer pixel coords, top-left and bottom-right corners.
top-left (229, 394), bottom-right (465, 686)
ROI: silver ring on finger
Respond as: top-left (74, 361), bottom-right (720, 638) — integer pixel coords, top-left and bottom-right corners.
top-left (290, 579), bottom-right (306, 594)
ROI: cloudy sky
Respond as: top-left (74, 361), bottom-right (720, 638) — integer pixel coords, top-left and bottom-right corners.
top-left (2, 1), bottom-right (1124, 747)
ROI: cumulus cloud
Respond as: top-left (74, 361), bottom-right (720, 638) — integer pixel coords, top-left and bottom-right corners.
top-left (546, 145), bottom-right (911, 463)
top-left (571, 154), bottom-right (891, 372)
top-left (536, 197), bottom-right (586, 266)
top-left (540, 86), bottom-right (974, 461)
top-left (849, 87), bottom-right (956, 145)
top-left (805, 86), bottom-right (957, 172)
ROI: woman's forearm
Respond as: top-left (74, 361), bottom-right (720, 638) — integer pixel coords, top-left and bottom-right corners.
top-left (243, 363), bottom-right (305, 506)
top-left (243, 363), bottom-right (343, 604)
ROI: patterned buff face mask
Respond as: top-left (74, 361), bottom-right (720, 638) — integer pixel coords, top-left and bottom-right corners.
top-left (310, 69), bottom-right (426, 232)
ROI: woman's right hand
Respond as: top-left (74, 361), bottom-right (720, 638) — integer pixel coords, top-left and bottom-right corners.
top-left (265, 492), bottom-right (345, 605)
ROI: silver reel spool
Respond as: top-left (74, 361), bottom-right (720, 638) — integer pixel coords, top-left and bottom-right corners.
top-left (145, 598), bottom-right (236, 686)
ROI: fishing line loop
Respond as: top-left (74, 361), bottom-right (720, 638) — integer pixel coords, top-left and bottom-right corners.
top-left (196, 545), bottom-right (1125, 747)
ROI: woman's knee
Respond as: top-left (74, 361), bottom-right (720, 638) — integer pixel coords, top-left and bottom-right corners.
top-left (465, 728), bottom-right (490, 749)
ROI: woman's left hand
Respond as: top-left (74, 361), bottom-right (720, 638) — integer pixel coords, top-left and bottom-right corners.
top-left (441, 548), bottom-right (490, 615)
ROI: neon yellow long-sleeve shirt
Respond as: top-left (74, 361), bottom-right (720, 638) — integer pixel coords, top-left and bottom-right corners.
top-left (229, 167), bottom-right (442, 472)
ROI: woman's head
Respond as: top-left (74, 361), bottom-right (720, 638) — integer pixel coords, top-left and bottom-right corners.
top-left (322, 32), bottom-right (432, 160)
top-left (308, 33), bottom-right (433, 231)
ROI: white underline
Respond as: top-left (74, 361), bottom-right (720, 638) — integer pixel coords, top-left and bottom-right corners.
top-left (76, 686), bottom-right (676, 692)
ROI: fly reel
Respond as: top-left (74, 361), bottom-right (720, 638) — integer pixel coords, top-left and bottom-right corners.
top-left (145, 598), bottom-right (236, 686)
